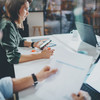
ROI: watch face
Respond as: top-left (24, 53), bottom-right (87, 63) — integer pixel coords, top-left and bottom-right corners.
top-left (35, 81), bottom-right (38, 84)
top-left (34, 81), bottom-right (38, 86)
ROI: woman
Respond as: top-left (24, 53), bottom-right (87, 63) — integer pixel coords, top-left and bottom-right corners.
top-left (18, 0), bottom-right (32, 37)
top-left (0, 0), bottom-right (54, 64)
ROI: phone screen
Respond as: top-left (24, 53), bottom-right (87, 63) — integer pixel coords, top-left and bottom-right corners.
top-left (40, 40), bottom-right (52, 50)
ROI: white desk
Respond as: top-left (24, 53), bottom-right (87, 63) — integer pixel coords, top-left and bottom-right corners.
top-left (14, 34), bottom-right (98, 100)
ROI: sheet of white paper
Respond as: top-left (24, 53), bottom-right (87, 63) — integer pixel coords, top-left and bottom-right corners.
top-left (54, 45), bottom-right (93, 69)
top-left (24, 45), bottom-right (93, 100)
top-left (86, 59), bottom-right (100, 92)
top-left (18, 47), bottom-right (41, 55)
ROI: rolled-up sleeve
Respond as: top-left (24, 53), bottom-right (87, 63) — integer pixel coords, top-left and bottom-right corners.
top-left (2, 22), bottom-right (21, 64)
top-left (19, 38), bottom-right (26, 47)
top-left (17, 28), bottom-right (26, 47)
top-left (0, 77), bottom-right (13, 99)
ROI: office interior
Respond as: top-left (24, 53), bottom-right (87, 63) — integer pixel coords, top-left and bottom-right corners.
top-left (22, 0), bottom-right (100, 37)
top-left (0, 0), bottom-right (100, 100)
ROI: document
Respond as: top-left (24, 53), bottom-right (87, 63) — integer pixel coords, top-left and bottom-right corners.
top-left (30, 45), bottom-right (93, 100)
top-left (86, 59), bottom-right (100, 92)
top-left (31, 38), bottom-right (49, 42)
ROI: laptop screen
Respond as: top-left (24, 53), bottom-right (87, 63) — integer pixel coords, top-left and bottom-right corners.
top-left (75, 22), bottom-right (97, 47)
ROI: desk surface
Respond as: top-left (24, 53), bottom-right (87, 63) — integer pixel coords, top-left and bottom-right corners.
top-left (14, 34), bottom-right (99, 100)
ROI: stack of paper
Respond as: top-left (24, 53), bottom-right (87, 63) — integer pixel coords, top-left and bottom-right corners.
top-left (29, 45), bottom-right (93, 100)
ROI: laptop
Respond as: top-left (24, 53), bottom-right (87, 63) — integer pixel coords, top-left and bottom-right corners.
top-left (81, 59), bottom-right (100, 100)
top-left (75, 22), bottom-right (98, 47)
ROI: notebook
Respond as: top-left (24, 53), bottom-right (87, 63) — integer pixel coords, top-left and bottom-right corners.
top-left (81, 59), bottom-right (100, 100)
top-left (81, 83), bottom-right (100, 100)
top-left (75, 22), bottom-right (98, 47)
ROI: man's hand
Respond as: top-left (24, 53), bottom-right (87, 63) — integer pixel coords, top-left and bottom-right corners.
top-left (72, 90), bottom-right (91, 100)
top-left (36, 66), bottom-right (57, 82)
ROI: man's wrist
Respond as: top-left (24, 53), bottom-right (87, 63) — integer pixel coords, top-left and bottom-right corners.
top-left (36, 74), bottom-right (42, 82)
top-left (32, 73), bottom-right (38, 86)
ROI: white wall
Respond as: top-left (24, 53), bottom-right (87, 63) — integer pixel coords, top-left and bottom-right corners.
top-left (27, 12), bottom-right (44, 37)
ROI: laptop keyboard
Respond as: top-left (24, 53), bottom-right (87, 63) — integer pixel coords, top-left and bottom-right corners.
top-left (81, 83), bottom-right (100, 100)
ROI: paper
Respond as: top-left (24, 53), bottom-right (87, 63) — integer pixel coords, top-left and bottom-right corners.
top-left (28, 45), bottom-right (93, 100)
top-left (18, 47), bottom-right (41, 55)
top-left (86, 59), bottom-right (100, 92)
top-left (31, 38), bottom-right (49, 42)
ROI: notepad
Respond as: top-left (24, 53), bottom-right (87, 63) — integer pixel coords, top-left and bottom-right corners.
top-left (86, 59), bottom-right (100, 93)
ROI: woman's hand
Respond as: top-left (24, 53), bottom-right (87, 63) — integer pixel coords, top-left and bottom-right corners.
top-left (40, 48), bottom-right (55, 59)
top-left (72, 90), bottom-right (91, 100)
top-left (36, 66), bottom-right (57, 82)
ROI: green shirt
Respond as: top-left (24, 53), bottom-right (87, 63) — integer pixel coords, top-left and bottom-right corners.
top-left (0, 18), bottom-right (25, 64)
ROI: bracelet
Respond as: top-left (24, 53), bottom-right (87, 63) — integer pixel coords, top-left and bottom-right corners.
top-left (31, 42), bottom-right (35, 48)
top-left (32, 73), bottom-right (38, 86)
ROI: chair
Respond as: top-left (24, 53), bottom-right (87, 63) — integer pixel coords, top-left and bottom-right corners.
top-left (32, 26), bottom-right (42, 36)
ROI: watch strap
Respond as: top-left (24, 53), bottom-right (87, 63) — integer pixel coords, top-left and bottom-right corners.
top-left (32, 73), bottom-right (38, 86)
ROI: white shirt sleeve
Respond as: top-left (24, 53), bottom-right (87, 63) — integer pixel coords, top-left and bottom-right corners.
top-left (0, 77), bottom-right (13, 99)
top-left (0, 92), bottom-right (5, 100)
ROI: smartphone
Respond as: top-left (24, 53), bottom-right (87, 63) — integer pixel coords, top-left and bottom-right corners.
top-left (40, 40), bottom-right (52, 50)
top-left (48, 43), bottom-right (56, 47)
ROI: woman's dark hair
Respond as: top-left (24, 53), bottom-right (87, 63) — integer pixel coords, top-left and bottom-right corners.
top-left (0, 0), bottom-right (6, 20)
top-left (5, 0), bottom-right (30, 21)
top-left (28, 0), bottom-right (32, 4)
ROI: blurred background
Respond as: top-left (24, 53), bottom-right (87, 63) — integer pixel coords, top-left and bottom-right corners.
top-left (13, 0), bottom-right (100, 37)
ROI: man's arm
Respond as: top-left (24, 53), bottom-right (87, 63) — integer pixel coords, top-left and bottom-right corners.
top-left (12, 76), bottom-right (33, 92)
top-left (12, 66), bottom-right (57, 92)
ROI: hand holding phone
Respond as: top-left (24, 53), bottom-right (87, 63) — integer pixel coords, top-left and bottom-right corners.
top-left (40, 40), bottom-right (52, 50)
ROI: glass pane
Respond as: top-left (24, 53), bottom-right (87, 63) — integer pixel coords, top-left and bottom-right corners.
top-left (44, 0), bottom-right (100, 35)
top-left (61, 0), bottom-right (75, 33)
top-left (44, 0), bottom-right (61, 35)
top-left (29, 0), bottom-right (44, 11)
top-left (74, 0), bottom-right (100, 35)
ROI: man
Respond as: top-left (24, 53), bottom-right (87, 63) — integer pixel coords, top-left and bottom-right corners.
top-left (0, 66), bottom-right (57, 100)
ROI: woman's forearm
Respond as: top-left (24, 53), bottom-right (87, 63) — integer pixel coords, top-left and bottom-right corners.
top-left (24, 41), bottom-right (32, 47)
top-left (19, 48), bottom-right (54, 63)
top-left (19, 54), bottom-right (43, 63)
